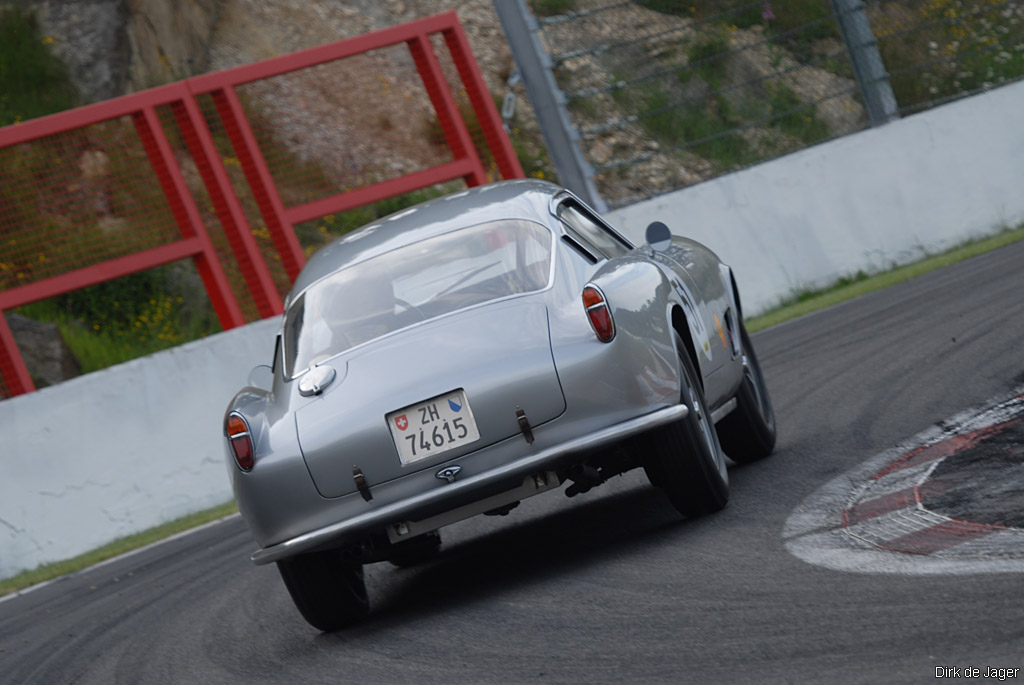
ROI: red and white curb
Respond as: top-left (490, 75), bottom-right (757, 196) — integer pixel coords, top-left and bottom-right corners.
top-left (784, 388), bottom-right (1024, 575)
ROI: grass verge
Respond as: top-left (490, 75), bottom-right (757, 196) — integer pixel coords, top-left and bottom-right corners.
top-left (3, 223), bottom-right (1023, 598)
top-left (746, 223), bottom-right (1024, 333)
top-left (0, 501), bottom-right (237, 599)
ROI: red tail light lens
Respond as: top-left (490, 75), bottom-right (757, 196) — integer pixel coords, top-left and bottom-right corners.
top-left (226, 412), bottom-right (254, 472)
top-left (582, 285), bottom-right (615, 342)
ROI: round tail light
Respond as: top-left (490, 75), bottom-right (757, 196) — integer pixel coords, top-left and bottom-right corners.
top-left (226, 412), bottom-right (255, 472)
top-left (582, 285), bottom-right (615, 342)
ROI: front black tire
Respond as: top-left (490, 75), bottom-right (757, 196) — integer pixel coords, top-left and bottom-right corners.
top-left (642, 332), bottom-right (729, 517)
top-left (715, 323), bottom-right (776, 463)
top-left (277, 550), bottom-right (369, 632)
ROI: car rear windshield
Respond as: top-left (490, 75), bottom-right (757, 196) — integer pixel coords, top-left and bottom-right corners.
top-left (283, 219), bottom-right (553, 378)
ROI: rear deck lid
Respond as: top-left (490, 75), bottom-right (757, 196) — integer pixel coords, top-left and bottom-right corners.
top-left (294, 301), bottom-right (565, 498)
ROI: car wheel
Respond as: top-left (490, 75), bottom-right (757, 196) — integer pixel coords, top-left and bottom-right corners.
top-left (642, 331), bottom-right (729, 517)
top-left (388, 529), bottom-right (442, 568)
top-left (277, 550), bottom-right (369, 632)
top-left (715, 323), bottom-right (776, 463)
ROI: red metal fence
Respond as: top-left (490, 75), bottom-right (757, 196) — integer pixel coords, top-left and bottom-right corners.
top-left (0, 12), bottom-right (523, 398)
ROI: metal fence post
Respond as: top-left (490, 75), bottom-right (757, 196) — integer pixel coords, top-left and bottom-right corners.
top-left (830, 0), bottom-right (900, 125)
top-left (494, 0), bottom-right (607, 212)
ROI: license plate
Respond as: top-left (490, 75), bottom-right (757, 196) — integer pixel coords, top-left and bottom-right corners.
top-left (387, 389), bottom-right (481, 465)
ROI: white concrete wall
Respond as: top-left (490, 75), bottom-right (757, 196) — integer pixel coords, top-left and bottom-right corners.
top-left (608, 79), bottom-right (1024, 315)
top-left (4, 80), bottom-right (1024, 581)
top-left (0, 318), bottom-right (278, 580)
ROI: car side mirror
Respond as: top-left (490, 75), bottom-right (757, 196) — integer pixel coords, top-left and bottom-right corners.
top-left (645, 221), bottom-right (672, 252)
top-left (247, 364), bottom-right (274, 391)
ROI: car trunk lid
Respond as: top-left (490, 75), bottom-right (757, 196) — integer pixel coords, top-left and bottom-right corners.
top-left (294, 301), bottom-right (565, 498)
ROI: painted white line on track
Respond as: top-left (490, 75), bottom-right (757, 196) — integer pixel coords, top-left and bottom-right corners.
top-left (784, 386), bottom-right (1024, 575)
top-left (0, 513), bottom-right (240, 606)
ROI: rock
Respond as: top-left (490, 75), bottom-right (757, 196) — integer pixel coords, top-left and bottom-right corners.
top-left (6, 315), bottom-right (81, 388)
top-left (163, 262), bottom-right (215, 331)
top-left (125, 0), bottom-right (224, 89)
top-left (680, 76), bottom-right (712, 106)
top-left (79, 149), bottom-right (109, 180)
top-left (97, 216), bottom-right (128, 233)
top-left (29, 0), bottom-right (130, 102)
top-left (588, 139), bottom-right (614, 165)
top-left (17, 0), bottom-right (225, 96)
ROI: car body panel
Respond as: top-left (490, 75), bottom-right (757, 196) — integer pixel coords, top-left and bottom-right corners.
top-left (294, 301), bottom-right (566, 498)
top-left (250, 404), bottom-right (689, 565)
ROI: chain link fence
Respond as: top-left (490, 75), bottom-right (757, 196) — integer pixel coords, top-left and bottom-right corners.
top-left (525, 0), bottom-right (1024, 208)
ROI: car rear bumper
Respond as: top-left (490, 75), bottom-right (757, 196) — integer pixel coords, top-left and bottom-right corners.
top-left (249, 403), bottom-right (687, 565)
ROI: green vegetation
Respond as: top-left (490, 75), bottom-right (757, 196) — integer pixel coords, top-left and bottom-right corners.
top-left (747, 223), bottom-right (1024, 332)
top-left (602, 21), bottom-right (832, 174)
top-left (637, 85), bottom-right (753, 168)
top-left (766, 84), bottom-right (830, 143)
top-left (0, 501), bottom-right (237, 598)
top-left (0, 7), bottom-right (79, 126)
top-left (613, 57), bottom-right (831, 172)
top-left (873, 0), bottom-right (1024, 112)
top-left (685, 29), bottom-right (730, 91)
top-left (637, 0), bottom-right (838, 61)
top-left (15, 266), bottom-right (221, 377)
top-left (529, 0), bottom-right (577, 17)
top-left (615, 0), bottom-right (1024, 121)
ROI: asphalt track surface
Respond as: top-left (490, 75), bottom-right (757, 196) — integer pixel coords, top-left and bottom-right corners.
top-left (2, 241), bottom-right (1023, 684)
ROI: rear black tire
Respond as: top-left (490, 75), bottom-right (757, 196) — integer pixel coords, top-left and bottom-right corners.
top-left (277, 550), bottom-right (369, 632)
top-left (642, 332), bottom-right (729, 517)
top-left (715, 323), bottom-right (776, 463)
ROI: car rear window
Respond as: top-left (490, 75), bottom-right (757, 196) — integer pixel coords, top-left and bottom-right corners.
top-left (283, 219), bottom-right (553, 378)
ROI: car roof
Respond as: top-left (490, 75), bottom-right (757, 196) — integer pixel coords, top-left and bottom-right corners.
top-left (286, 179), bottom-right (564, 307)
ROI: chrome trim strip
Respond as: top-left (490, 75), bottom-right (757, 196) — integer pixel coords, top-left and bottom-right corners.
top-left (710, 397), bottom-right (738, 424)
top-left (249, 404), bottom-right (688, 565)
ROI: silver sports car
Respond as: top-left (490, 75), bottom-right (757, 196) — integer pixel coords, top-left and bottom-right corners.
top-left (224, 180), bottom-right (775, 631)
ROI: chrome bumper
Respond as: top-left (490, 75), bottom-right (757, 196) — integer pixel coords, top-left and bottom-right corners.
top-left (250, 403), bottom-right (687, 565)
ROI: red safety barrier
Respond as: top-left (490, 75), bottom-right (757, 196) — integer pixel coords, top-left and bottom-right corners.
top-left (0, 83), bottom-right (249, 397)
top-left (0, 12), bottom-right (523, 399)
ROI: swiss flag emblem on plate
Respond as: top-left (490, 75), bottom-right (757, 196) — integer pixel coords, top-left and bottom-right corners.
top-left (394, 414), bottom-right (409, 431)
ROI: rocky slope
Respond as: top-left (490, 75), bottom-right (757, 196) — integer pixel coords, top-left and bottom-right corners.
top-left (11, 0), bottom-right (864, 205)
top-left (14, 0), bottom-right (531, 184)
